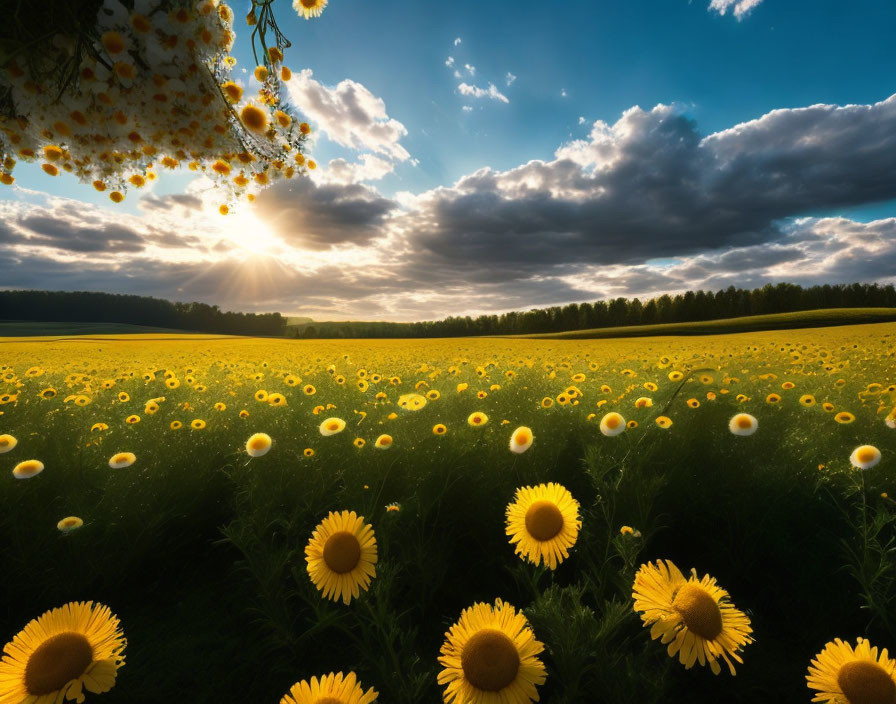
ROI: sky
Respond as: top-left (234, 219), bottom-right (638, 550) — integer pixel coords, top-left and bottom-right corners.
top-left (2, 0), bottom-right (896, 321)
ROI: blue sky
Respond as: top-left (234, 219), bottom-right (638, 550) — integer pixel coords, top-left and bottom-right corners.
top-left (2, 0), bottom-right (896, 320)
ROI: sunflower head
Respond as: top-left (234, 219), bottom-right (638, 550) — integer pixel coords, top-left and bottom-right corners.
top-left (438, 599), bottom-right (546, 704)
top-left (305, 510), bottom-right (377, 604)
top-left (506, 482), bottom-right (581, 569)
top-left (280, 671), bottom-right (377, 704)
top-left (807, 637), bottom-right (896, 704)
top-left (0, 602), bottom-right (125, 704)
top-left (632, 559), bottom-right (753, 675)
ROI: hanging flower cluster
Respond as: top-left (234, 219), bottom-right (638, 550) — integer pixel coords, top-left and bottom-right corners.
top-left (0, 0), bottom-right (321, 211)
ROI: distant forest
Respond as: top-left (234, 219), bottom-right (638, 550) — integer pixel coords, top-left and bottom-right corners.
top-left (2, 283), bottom-right (894, 339)
top-left (0, 290), bottom-right (285, 336)
top-left (292, 282), bottom-right (896, 338)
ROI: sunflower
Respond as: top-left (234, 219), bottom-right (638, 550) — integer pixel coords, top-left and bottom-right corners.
top-left (353, 438), bottom-right (366, 449)
top-left (0, 433), bottom-right (17, 453)
top-left (686, 398), bottom-right (700, 409)
top-left (374, 434), bottom-right (392, 450)
top-left (191, 419), bottom-right (206, 430)
top-left (468, 411), bottom-right (489, 427)
top-left (125, 415), bottom-right (140, 424)
top-left (599, 411), bottom-right (626, 437)
top-left (57, 516), bottom-right (84, 533)
top-left (509, 426), bottom-right (534, 454)
top-left (835, 412), bottom-right (856, 425)
top-left (438, 598), bottom-right (546, 704)
top-left (433, 423), bottom-right (448, 435)
top-left (0, 601), bottom-right (125, 704)
top-left (170, 421), bottom-right (183, 430)
top-left (807, 637), bottom-right (896, 704)
top-left (319, 417), bottom-right (346, 436)
top-left (728, 413), bottom-right (758, 436)
top-left (303, 448), bottom-right (315, 457)
top-left (246, 432), bottom-right (273, 458)
top-left (305, 510), bottom-right (377, 604)
top-left (13, 459), bottom-right (44, 479)
top-left (655, 416), bottom-right (673, 429)
top-left (506, 483), bottom-right (581, 569)
top-left (108, 452), bottom-right (136, 469)
top-left (632, 559), bottom-right (753, 675)
top-left (294, 0), bottom-right (327, 19)
top-left (850, 445), bottom-right (881, 470)
top-left (800, 394), bottom-right (817, 407)
top-left (303, 384), bottom-right (317, 395)
top-left (766, 393), bottom-right (782, 405)
top-left (280, 671), bottom-right (377, 704)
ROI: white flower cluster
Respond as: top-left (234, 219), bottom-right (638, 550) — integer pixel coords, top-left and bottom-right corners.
top-left (0, 0), bottom-right (313, 210)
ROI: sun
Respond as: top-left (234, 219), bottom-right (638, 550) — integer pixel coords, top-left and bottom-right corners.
top-left (219, 210), bottom-right (283, 256)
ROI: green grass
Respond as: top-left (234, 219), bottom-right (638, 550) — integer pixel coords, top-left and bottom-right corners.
top-left (0, 331), bottom-right (894, 703)
top-left (505, 307), bottom-right (896, 339)
top-left (0, 321), bottom-right (190, 338)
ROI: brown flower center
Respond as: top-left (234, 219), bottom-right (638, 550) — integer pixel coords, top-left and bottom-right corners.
top-left (837, 660), bottom-right (896, 704)
top-left (524, 500), bottom-right (564, 541)
top-left (737, 416), bottom-right (752, 429)
top-left (301, 0), bottom-right (319, 7)
top-left (461, 629), bottom-right (520, 692)
top-left (315, 698), bottom-right (344, 704)
top-left (323, 531), bottom-right (361, 574)
top-left (672, 583), bottom-right (723, 640)
top-left (25, 632), bottom-right (93, 695)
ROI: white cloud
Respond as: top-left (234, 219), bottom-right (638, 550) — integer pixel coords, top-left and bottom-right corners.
top-left (505, 72), bottom-right (517, 86)
top-left (453, 37), bottom-right (462, 46)
top-left (561, 89), bottom-right (567, 97)
top-left (708, 0), bottom-right (764, 19)
top-left (318, 154), bottom-right (395, 184)
top-left (445, 56), bottom-right (454, 67)
top-left (457, 82), bottom-right (509, 104)
top-left (453, 70), bottom-right (462, 79)
top-left (462, 105), bottom-right (473, 112)
top-left (286, 69), bottom-right (410, 162)
top-left (464, 63), bottom-right (476, 76)
top-left (578, 116), bottom-right (586, 125)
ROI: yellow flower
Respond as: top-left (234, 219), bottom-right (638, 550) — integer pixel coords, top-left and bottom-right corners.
top-left (728, 413), bottom-right (758, 436)
top-left (305, 510), bottom-right (377, 604)
top-left (279, 671), bottom-right (377, 704)
top-left (467, 411), bottom-right (488, 427)
top-left (835, 411), bottom-right (856, 424)
top-left (320, 417), bottom-right (346, 436)
top-left (850, 444), bottom-right (881, 470)
top-left (246, 432), bottom-right (273, 457)
top-left (433, 423), bottom-right (447, 435)
top-left (303, 448), bottom-right (315, 457)
top-left (57, 516), bottom-right (84, 532)
top-left (12, 459), bottom-right (44, 479)
top-left (509, 426), bottom-right (534, 454)
top-left (807, 637), bottom-right (896, 704)
top-left (506, 482), bottom-right (580, 569)
top-left (240, 104), bottom-right (269, 134)
top-left (0, 602), bottom-right (125, 704)
top-left (374, 434), bottom-right (393, 449)
top-left (438, 599), bottom-right (546, 704)
top-left (191, 419), bottom-right (206, 430)
top-left (632, 559), bottom-right (753, 675)
top-left (108, 452), bottom-right (136, 468)
top-left (0, 433), bottom-right (17, 453)
top-left (655, 415), bottom-right (673, 429)
top-left (599, 411), bottom-right (626, 436)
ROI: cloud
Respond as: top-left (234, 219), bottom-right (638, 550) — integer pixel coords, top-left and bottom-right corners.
top-left (397, 94), bottom-right (896, 282)
top-left (6, 93), bottom-right (896, 321)
top-left (445, 56), bottom-right (454, 67)
top-left (454, 37), bottom-right (462, 46)
top-left (286, 69), bottom-right (410, 161)
top-left (578, 116), bottom-right (586, 125)
top-left (461, 106), bottom-right (473, 112)
top-left (464, 63), bottom-right (476, 76)
top-left (457, 82), bottom-right (509, 104)
top-left (561, 89), bottom-right (567, 97)
top-left (320, 154), bottom-right (395, 183)
top-left (252, 177), bottom-right (398, 250)
top-left (506, 72), bottom-right (517, 86)
top-left (708, 0), bottom-right (764, 19)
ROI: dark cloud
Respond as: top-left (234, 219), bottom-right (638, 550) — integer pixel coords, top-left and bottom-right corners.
top-left (139, 194), bottom-right (203, 212)
top-left (254, 177), bottom-right (397, 250)
top-left (400, 94), bottom-right (896, 278)
top-left (15, 213), bottom-right (144, 253)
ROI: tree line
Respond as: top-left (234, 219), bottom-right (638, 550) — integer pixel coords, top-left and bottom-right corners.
top-left (292, 282), bottom-right (896, 338)
top-left (0, 290), bottom-right (286, 336)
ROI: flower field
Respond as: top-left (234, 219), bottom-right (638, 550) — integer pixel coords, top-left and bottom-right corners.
top-left (1, 325), bottom-right (894, 703)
